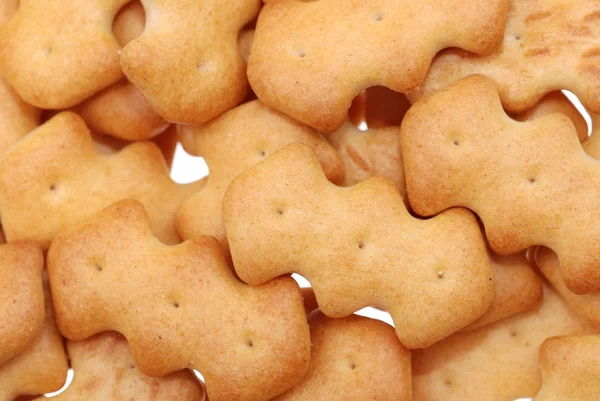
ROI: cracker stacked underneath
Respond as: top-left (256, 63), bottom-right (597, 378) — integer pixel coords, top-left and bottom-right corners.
top-left (0, 1), bottom-right (599, 400)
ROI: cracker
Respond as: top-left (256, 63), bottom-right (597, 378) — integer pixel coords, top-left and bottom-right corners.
top-left (0, 0), bottom-right (128, 109)
top-left (0, 75), bottom-right (40, 157)
top-left (248, 0), bottom-right (508, 132)
top-left (401, 75), bottom-right (600, 294)
top-left (119, 0), bottom-right (261, 125)
top-left (414, 0), bottom-right (600, 114)
top-left (533, 335), bottom-right (600, 401)
top-left (73, 1), bottom-right (169, 141)
top-left (582, 113), bottom-right (600, 156)
top-left (412, 284), bottom-right (599, 401)
top-left (223, 142), bottom-right (495, 349)
top-left (327, 120), bottom-right (405, 197)
top-left (536, 247), bottom-right (600, 324)
top-left (0, 112), bottom-right (203, 249)
top-left (92, 125), bottom-right (179, 168)
top-left (330, 121), bottom-right (542, 331)
top-left (175, 100), bottom-right (343, 247)
top-left (274, 311), bottom-right (412, 401)
top-left (0, 0), bottom-right (18, 25)
top-left (0, 241), bottom-right (45, 366)
top-left (0, 275), bottom-right (68, 401)
top-left (514, 91), bottom-right (589, 143)
top-left (53, 332), bottom-right (205, 401)
top-left (47, 199), bottom-right (311, 401)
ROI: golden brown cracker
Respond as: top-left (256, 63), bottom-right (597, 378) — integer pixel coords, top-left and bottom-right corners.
top-left (248, 0), bottom-right (509, 132)
top-left (274, 311), bottom-right (412, 401)
top-left (414, 0), bottom-right (600, 115)
top-left (0, 0), bottom-right (18, 25)
top-left (401, 75), bottom-right (600, 294)
top-left (466, 250), bottom-right (542, 331)
top-left (0, 112), bottom-right (203, 249)
top-left (174, 100), bottom-right (343, 248)
top-left (0, 0), bottom-right (129, 109)
top-left (73, 1), bottom-right (169, 141)
top-left (412, 284), bottom-right (599, 401)
top-left (533, 335), bottom-right (600, 401)
top-left (0, 76), bottom-right (40, 157)
top-left (582, 113), bottom-right (600, 157)
top-left (0, 241), bottom-right (45, 366)
top-left (91, 125), bottom-right (178, 168)
top-left (515, 91), bottom-right (589, 143)
top-left (48, 200), bottom-right (311, 401)
top-left (120, 0), bottom-right (261, 125)
top-left (536, 247), bottom-right (600, 324)
top-left (0, 276), bottom-right (68, 401)
top-left (53, 332), bottom-right (205, 401)
top-left (223, 142), bottom-right (495, 349)
top-left (327, 120), bottom-right (405, 196)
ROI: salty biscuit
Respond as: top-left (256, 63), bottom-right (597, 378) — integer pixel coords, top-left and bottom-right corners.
top-left (0, 1), bottom-right (18, 25)
top-left (0, 241), bottom-right (45, 366)
top-left (0, 76), bottom-right (40, 156)
top-left (329, 121), bottom-right (541, 330)
top-left (47, 200), bottom-right (311, 401)
top-left (412, 284), bottom-right (599, 401)
top-left (533, 335), bottom-right (600, 401)
top-left (514, 91), bottom-right (589, 143)
top-left (248, 0), bottom-right (509, 132)
top-left (414, 0), bottom-right (600, 115)
top-left (536, 247), bottom-right (600, 324)
top-left (120, 0), bottom-right (261, 125)
top-left (92, 125), bottom-right (179, 168)
top-left (273, 311), bottom-right (412, 401)
top-left (0, 277), bottom-right (68, 401)
top-left (175, 100), bottom-right (343, 247)
top-left (582, 113), bottom-right (600, 156)
top-left (223, 142), bottom-right (495, 349)
top-left (0, 112), bottom-right (203, 249)
top-left (465, 250), bottom-right (542, 331)
top-left (401, 75), bottom-right (600, 294)
top-left (0, 0), bottom-right (129, 109)
top-left (53, 332), bottom-right (205, 401)
top-left (73, 1), bottom-right (169, 141)
top-left (327, 120), bottom-right (405, 196)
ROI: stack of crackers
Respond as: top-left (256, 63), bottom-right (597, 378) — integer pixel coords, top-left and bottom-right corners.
top-left (1, 0), bottom-right (599, 400)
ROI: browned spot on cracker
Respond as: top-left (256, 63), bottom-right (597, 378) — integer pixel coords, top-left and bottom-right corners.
top-left (584, 11), bottom-right (600, 21)
top-left (583, 48), bottom-right (600, 58)
top-left (525, 11), bottom-right (552, 23)
top-left (346, 144), bottom-right (370, 172)
top-left (525, 48), bottom-right (551, 57)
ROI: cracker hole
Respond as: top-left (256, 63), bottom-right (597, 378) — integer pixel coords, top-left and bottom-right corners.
top-left (452, 139), bottom-right (460, 146)
top-left (358, 241), bottom-right (365, 249)
top-left (510, 329), bottom-right (518, 337)
top-left (297, 49), bottom-right (306, 58)
top-left (276, 208), bottom-right (284, 215)
top-left (196, 63), bottom-right (208, 72)
top-left (527, 176), bottom-right (536, 184)
top-left (49, 183), bottom-right (57, 191)
top-left (348, 361), bottom-right (356, 370)
top-left (513, 34), bottom-right (521, 40)
top-left (373, 11), bottom-right (384, 21)
top-left (437, 270), bottom-right (444, 279)
top-left (44, 46), bottom-right (52, 55)
top-left (130, 364), bottom-right (135, 369)
top-left (172, 301), bottom-right (180, 309)
top-left (444, 379), bottom-right (453, 387)
top-left (94, 263), bottom-right (102, 272)
top-left (246, 339), bottom-right (254, 348)
top-left (259, 150), bottom-right (266, 157)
